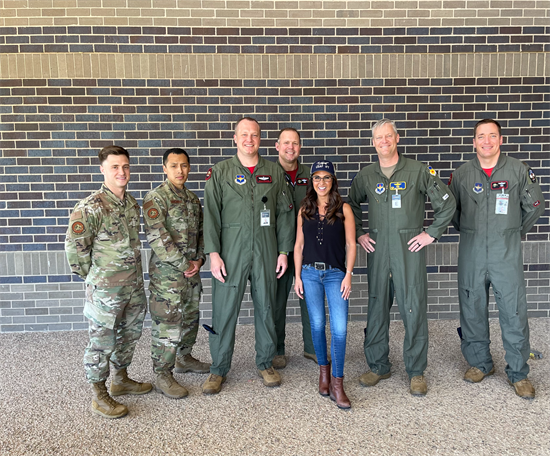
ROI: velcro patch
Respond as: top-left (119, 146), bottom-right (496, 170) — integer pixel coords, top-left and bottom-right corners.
top-left (143, 200), bottom-right (154, 210)
top-left (171, 200), bottom-right (182, 204)
top-left (534, 200), bottom-right (540, 207)
top-left (427, 166), bottom-right (437, 176)
top-left (256, 175), bottom-right (272, 183)
top-left (297, 178), bottom-right (309, 186)
top-left (71, 221), bottom-right (85, 235)
top-left (491, 181), bottom-right (508, 190)
top-left (147, 207), bottom-right (160, 219)
top-left (447, 173), bottom-right (452, 186)
top-left (205, 168), bottom-right (212, 181)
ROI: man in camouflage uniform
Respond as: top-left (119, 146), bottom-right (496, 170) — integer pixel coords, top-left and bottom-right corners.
top-left (143, 148), bottom-right (210, 399)
top-left (66, 145), bottom-right (151, 419)
top-left (272, 127), bottom-right (315, 369)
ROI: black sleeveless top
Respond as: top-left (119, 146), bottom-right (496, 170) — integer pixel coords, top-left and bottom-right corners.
top-left (302, 209), bottom-right (346, 272)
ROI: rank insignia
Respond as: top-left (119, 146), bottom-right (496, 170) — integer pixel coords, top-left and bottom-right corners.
top-left (491, 181), bottom-right (508, 190)
top-left (71, 221), bottom-right (85, 235)
top-left (147, 207), bottom-right (160, 219)
top-left (375, 183), bottom-right (385, 194)
top-left (205, 168), bottom-right (212, 181)
top-left (297, 178), bottom-right (309, 186)
top-left (256, 175), bottom-right (272, 183)
top-left (473, 183), bottom-right (483, 194)
top-left (390, 181), bottom-right (406, 191)
top-left (235, 175), bottom-right (246, 185)
top-left (427, 166), bottom-right (437, 176)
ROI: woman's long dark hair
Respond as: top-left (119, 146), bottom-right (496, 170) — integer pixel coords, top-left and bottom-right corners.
top-left (300, 175), bottom-right (344, 224)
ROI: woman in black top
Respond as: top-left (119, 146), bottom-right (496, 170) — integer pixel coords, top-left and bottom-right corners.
top-left (294, 160), bottom-right (356, 409)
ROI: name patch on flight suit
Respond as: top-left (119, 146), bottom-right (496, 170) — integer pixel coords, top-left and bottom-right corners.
top-left (473, 183), bottom-right (483, 194)
top-left (235, 175), bottom-right (246, 185)
top-left (297, 178), bottom-right (309, 186)
top-left (256, 175), bottom-right (272, 183)
top-left (375, 183), bottom-right (385, 194)
top-left (491, 181), bottom-right (508, 190)
top-left (390, 182), bottom-right (406, 191)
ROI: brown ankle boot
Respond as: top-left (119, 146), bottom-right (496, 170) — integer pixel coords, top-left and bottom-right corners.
top-left (329, 375), bottom-right (351, 409)
top-left (319, 365), bottom-right (330, 397)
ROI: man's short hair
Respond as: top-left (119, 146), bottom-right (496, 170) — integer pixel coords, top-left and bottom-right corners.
top-left (371, 118), bottom-right (397, 137)
top-left (163, 148), bottom-right (190, 166)
top-left (277, 127), bottom-right (301, 142)
top-left (98, 145), bottom-right (129, 164)
top-left (234, 117), bottom-right (261, 135)
top-left (473, 118), bottom-right (502, 137)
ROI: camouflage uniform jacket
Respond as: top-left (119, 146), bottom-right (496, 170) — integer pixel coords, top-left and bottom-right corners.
top-left (65, 184), bottom-right (143, 287)
top-left (144, 180), bottom-right (205, 291)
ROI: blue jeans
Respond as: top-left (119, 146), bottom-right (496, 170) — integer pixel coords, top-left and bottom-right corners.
top-left (301, 265), bottom-right (349, 378)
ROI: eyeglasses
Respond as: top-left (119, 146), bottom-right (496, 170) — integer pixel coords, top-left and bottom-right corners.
top-left (312, 175), bottom-right (333, 183)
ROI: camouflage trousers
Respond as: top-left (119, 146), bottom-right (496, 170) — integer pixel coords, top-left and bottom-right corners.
top-left (83, 284), bottom-right (147, 384)
top-left (149, 274), bottom-right (202, 374)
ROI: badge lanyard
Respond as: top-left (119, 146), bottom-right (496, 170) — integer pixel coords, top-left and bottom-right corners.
top-left (260, 196), bottom-right (270, 226)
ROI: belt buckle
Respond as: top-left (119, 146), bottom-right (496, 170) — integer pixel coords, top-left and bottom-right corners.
top-left (314, 262), bottom-right (326, 271)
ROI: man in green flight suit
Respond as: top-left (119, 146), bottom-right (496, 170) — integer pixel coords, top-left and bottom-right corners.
top-left (66, 145), bottom-right (152, 419)
top-left (449, 118), bottom-right (545, 399)
top-left (143, 148), bottom-right (210, 399)
top-left (272, 127), bottom-right (315, 369)
top-left (349, 119), bottom-right (456, 396)
top-left (202, 117), bottom-right (296, 394)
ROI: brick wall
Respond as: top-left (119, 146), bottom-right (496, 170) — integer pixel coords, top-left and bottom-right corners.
top-left (0, 3), bottom-right (549, 332)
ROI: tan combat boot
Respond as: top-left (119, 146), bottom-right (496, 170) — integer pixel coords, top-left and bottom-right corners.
top-left (174, 354), bottom-right (211, 374)
top-left (110, 367), bottom-right (153, 396)
top-left (258, 367), bottom-right (281, 387)
top-left (91, 382), bottom-right (128, 419)
top-left (155, 372), bottom-right (189, 399)
top-left (202, 374), bottom-right (226, 395)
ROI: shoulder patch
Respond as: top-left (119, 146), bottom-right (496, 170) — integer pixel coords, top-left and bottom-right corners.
top-left (427, 166), bottom-right (437, 176)
top-left (143, 200), bottom-right (154, 210)
top-left (447, 173), bottom-right (452, 186)
top-left (147, 207), bottom-right (160, 220)
top-left (205, 168), bottom-right (212, 181)
top-left (70, 210), bottom-right (82, 220)
top-left (71, 221), bottom-right (85, 235)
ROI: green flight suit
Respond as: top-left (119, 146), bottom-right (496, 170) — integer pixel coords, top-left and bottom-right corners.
top-left (65, 184), bottom-right (146, 383)
top-left (349, 154), bottom-right (456, 378)
top-left (203, 155), bottom-right (296, 377)
top-left (143, 180), bottom-right (206, 374)
top-left (274, 160), bottom-right (314, 356)
top-left (449, 155), bottom-right (545, 383)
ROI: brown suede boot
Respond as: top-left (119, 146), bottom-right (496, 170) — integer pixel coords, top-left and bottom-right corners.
top-left (319, 365), bottom-right (330, 397)
top-left (329, 375), bottom-right (351, 410)
top-left (110, 368), bottom-right (152, 396)
top-left (91, 382), bottom-right (128, 419)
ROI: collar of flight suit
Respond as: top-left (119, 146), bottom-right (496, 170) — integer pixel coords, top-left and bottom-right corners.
top-left (231, 153), bottom-right (267, 174)
top-left (471, 151), bottom-right (506, 177)
top-left (276, 159), bottom-right (308, 179)
top-left (373, 152), bottom-right (406, 179)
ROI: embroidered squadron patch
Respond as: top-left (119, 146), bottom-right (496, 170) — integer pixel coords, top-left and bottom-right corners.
top-left (256, 175), bottom-right (272, 183)
top-left (390, 182), bottom-right (406, 191)
top-left (147, 207), bottom-right (160, 219)
top-left (491, 181), bottom-right (509, 190)
top-left (375, 183), bottom-right (385, 195)
top-left (235, 175), bottom-right (246, 185)
top-left (297, 178), bottom-right (309, 186)
top-left (473, 183), bottom-right (483, 194)
top-left (427, 166), bottom-right (437, 176)
top-left (71, 221), bottom-right (85, 235)
top-left (528, 168), bottom-right (536, 183)
top-left (205, 168), bottom-right (212, 181)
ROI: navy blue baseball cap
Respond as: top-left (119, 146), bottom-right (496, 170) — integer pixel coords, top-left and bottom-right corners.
top-left (310, 160), bottom-right (335, 177)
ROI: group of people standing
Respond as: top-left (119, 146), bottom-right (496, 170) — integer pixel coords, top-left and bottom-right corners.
top-left (65, 116), bottom-right (545, 418)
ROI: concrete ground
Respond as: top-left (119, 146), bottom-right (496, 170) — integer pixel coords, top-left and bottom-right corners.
top-left (0, 318), bottom-right (549, 456)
